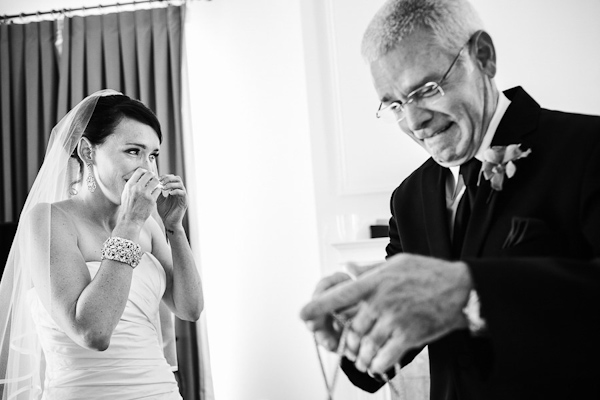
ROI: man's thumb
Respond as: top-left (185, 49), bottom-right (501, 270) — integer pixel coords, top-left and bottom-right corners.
top-left (300, 277), bottom-right (375, 321)
top-left (345, 261), bottom-right (383, 278)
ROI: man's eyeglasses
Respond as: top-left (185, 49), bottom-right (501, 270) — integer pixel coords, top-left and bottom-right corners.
top-left (375, 41), bottom-right (469, 124)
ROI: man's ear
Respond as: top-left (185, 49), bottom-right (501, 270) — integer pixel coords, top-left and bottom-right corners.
top-left (77, 137), bottom-right (94, 164)
top-left (470, 30), bottom-right (497, 78)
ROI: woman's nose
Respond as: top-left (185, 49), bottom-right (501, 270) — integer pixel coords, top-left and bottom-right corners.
top-left (149, 159), bottom-right (158, 175)
top-left (140, 158), bottom-right (156, 174)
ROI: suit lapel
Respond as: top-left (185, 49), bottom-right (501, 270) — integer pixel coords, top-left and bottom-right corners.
top-left (461, 87), bottom-right (540, 257)
top-left (421, 161), bottom-right (453, 258)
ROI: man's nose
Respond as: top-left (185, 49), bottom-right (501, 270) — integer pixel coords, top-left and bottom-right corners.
top-left (402, 102), bottom-right (433, 133)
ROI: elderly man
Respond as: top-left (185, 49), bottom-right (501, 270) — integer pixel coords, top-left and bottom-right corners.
top-left (301, 0), bottom-right (600, 399)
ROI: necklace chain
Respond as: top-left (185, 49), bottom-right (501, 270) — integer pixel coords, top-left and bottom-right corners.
top-left (313, 314), bottom-right (403, 399)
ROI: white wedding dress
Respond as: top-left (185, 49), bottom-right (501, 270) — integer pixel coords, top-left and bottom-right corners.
top-left (28, 253), bottom-right (182, 400)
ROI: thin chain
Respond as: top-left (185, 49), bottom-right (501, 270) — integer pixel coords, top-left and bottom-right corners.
top-left (314, 335), bottom-right (334, 400)
top-left (314, 314), bottom-right (403, 399)
top-left (313, 313), bottom-right (351, 399)
top-left (382, 363), bottom-right (403, 398)
top-left (329, 319), bottom-right (351, 391)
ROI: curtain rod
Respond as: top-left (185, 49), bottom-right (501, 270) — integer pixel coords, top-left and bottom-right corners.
top-left (1, 0), bottom-right (208, 22)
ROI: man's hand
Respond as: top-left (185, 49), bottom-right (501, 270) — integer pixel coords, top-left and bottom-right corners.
top-left (307, 262), bottom-right (380, 352)
top-left (300, 254), bottom-right (473, 375)
top-left (308, 271), bottom-right (353, 352)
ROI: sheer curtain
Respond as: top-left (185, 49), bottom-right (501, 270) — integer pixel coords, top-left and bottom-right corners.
top-left (0, 5), bottom-right (213, 400)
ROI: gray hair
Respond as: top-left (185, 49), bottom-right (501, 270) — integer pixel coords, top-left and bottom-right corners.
top-left (361, 0), bottom-right (484, 62)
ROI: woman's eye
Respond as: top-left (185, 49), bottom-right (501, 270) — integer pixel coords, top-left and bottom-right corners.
top-left (127, 149), bottom-right (140, 155)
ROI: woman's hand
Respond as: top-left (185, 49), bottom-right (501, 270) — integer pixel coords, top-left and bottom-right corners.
top-left (156, 174), bottom-right (188, 230)
top-left (118, 168), bottom-right (161, 230)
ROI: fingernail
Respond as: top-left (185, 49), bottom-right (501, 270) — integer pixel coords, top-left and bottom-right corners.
top-left (355, 359), bottom-right (366, 373)
top-left (346, 331), bottom-right (359, 349)
top-left (344, 349), bottom-right (356, 362)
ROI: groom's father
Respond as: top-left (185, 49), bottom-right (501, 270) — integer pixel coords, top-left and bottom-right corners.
top-left (301, 0), bottom-right (600, 399)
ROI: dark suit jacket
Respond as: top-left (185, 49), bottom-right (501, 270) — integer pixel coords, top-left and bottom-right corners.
top-left (342, 87), bottom-right (600, 399)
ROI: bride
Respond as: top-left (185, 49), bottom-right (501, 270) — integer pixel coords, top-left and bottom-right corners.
top-left (0, 90), bottom-right (203, 399)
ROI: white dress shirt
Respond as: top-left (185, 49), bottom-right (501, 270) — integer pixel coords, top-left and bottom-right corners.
top-left (446, 92), bottom-right (512, 236)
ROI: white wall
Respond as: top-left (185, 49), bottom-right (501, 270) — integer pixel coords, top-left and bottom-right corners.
top-left (184, 2), bottom-right (324, 400)
top-left (472, 0), bottom-right (600, 116)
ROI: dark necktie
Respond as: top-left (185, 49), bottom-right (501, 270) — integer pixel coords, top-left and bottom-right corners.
top-left (452, 158), bottom-right (481, 258)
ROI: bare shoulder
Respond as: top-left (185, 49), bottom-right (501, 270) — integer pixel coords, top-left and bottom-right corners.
top-left (25, 201), bottom-right (77, 232)
top-left (49, 199), bottom-right (80, 230)
top-left (26, 202), bottom-right (52, 224)
top-left (26, 200), bottom-right (81, 250)
top-left (26, 200), bottom-right (83, 289)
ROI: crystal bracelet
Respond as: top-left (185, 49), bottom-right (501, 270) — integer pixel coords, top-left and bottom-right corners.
top-left (101, 236), bottom-right (142, 268)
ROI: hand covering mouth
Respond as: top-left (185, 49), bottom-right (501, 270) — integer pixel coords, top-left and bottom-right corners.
top-left (123, 175), bottom-right (164, 189)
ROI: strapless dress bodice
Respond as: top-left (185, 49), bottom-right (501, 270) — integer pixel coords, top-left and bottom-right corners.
top-left (29, 253), bottom-right (182, 400)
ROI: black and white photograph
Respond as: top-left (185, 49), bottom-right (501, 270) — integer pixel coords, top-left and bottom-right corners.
top-left (1, 1), bottom-right (599, 399)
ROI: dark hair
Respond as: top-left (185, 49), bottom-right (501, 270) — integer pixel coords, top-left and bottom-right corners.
top-left (69, 94), bottom-right (162, 194)
top-left (83, 94), bottom-right (162, 146)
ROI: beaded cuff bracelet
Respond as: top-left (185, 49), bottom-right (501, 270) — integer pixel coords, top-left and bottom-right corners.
top-left (101, 236), bottom-right (142, 268)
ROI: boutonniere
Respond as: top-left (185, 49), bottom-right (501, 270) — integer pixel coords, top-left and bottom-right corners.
top-left (479, 144), bottom-right (532, 191)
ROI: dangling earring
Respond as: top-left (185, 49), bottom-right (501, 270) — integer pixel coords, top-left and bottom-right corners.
top-left (86, 163), bottom-right (97, 193)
